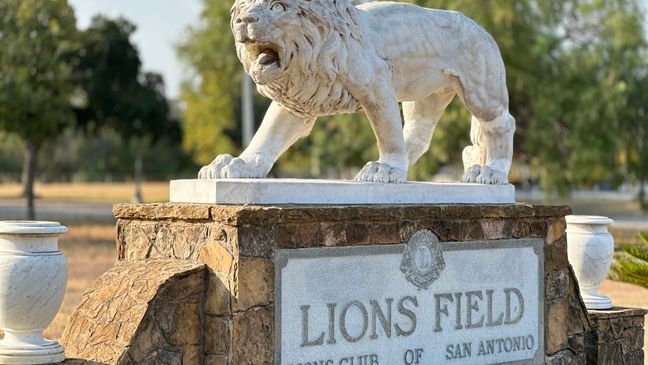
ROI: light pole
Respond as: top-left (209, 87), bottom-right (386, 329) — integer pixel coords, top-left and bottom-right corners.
top-left (242, 74), bottom-right (255, 147)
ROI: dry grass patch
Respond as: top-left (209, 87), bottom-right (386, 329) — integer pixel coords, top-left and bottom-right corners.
top-left (43, 225), bottom-right (116, 340)
top-left (0, 182), bottom-right (169, 202)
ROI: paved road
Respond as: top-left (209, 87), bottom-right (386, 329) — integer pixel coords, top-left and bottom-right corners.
top-left (0, 199), bottom-right (116, 223)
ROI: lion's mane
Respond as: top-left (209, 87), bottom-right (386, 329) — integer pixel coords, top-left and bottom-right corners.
top-left (233, 0), bottom-right (367, 119)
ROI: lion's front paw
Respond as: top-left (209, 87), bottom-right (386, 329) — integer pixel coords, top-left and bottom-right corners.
top-left (198, 154), bottom-right (269, 179)
top-left (476, 166), bottom-right (509, 185)
top-left (198, 154), bottom-right (234, 179)
top-left (354, 161), bottom-right (407, 183)
top-left (489, 169), bottom-right (509, 185)
top-left (462, 164), bottom-right (481, 183)
top-left (463, 165), bottom-right (508, 185)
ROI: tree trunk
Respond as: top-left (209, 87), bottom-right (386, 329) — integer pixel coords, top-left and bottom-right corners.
top-left (22, 142), bottom-right (38, 220)
top-left (132, 140), bottom-right (143, 204)
top-left (241, 74), bottom-right (255, 148)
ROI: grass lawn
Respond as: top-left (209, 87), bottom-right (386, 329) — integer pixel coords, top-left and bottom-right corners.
top-left (43, 225), bottom-right (116, 341)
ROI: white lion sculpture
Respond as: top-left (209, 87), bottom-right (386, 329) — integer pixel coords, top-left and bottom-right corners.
top-left (198, 0), bottom-right (515, 184)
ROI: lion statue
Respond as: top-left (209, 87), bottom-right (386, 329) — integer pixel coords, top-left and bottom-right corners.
top-left (198, 0), bottom-right (515, 185)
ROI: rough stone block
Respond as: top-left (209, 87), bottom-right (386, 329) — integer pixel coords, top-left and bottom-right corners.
top-left (61, 260), bottom-right (205, 364)
top-left (320, 222), bottom-right (347, 246)
top-left (204, 316), bottom-right (230, 354)
top-left (117, 221), bottom-right (212, 262)
top-left (544, 235), bottom-right (569, 273)
top-left (204, 354), bottom-right (228, 365)
top-left (545, 218), bottom-right (566, 244)
top-left (546, 268), bottom-right (569, 301)
top-left (546, 297), bottom-right (570, 354)
top-left (200, 243), bottom-right (235, 274)
top-left (238, 224), bottom-right (275, 257)
top-left (512, 219), bottom-right (546, 239)
top-left (545, 350), bottom-right (586, 365)
top-left (276, 223), bottom-right (322, 249)
top-left (233, 258), bottom-right (274, 312)
top-left (479, 219), bottom-right (515, 240)
top-left (205, 270), bottom-right (231, 316)
top-left (586, 307), bottom-right (648, 365)
top-left (231, 306), bottom-right (274, 365)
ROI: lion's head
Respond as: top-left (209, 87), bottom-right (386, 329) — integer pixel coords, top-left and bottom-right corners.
top-left (231, 0), bottom-right (363, 86)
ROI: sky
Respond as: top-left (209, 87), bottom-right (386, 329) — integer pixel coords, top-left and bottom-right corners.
top-left (70, 0), bottom-right (648, 100)
top-left (69, 0), bottom-right (202, 99)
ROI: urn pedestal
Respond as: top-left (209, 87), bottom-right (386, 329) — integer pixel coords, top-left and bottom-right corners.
top-left (0, 221), bottom-right (68, 365)
top-left (565, 215), bottom-right (615, 310)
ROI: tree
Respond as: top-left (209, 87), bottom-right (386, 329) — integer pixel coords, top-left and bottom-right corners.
top-left (0, 0), bottom-right (78, 219)
top-left (73, 16), bottom-right (180, 201)
top-left (177, 0), bottom-right (250, 165)
top-left (624, 73), bottom-right (648, 210)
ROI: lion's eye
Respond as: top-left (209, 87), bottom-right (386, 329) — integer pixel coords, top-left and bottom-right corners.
top-left (270, 2), bottom-right (286, 11)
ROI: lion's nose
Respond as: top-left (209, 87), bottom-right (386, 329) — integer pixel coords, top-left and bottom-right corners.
top-left (237, 14), bottom-right (258, 24)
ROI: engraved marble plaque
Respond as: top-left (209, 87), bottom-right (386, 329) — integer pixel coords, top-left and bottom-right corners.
top-left (275, 235), bottom-right (544, 365)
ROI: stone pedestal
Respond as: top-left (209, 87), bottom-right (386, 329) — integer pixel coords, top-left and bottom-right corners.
top-left (586, 307), bottom-right (647, 364)
top-left (59, 203), bottom-right (646, 364)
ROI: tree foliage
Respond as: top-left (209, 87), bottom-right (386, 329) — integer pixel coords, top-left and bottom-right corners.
top-left (180, 0), bottom-right (647, 194)
top-left (0, 0), bottom-right (78, 146)
top-left (73, 16), bottom-right (179, 143)
top-left (178, 0), bottom-right (248, 164)
top-left (73, 16), bottom-right (181, 201)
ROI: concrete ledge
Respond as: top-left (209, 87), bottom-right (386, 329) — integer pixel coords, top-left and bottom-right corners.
top-left (170, 178), bottom-right (516, 205)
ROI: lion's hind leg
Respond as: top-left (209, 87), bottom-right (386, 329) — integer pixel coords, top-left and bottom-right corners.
top-left (450, 70), bottom-right (514, 185)
top-left (402, 93), bottom-right (455, 167)
top-left (478, 111), bottom-right (515, 184)
top-left (462, 115), bottom-right (484, 183)
top-left (462, 112), bottom-right (515, 185)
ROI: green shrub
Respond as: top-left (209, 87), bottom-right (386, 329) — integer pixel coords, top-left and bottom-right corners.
top-left (609, 232), bottom-right (648, 288)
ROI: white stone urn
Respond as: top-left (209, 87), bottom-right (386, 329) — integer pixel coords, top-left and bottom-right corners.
top-left (566, 215), bottom-right (614, 310)
top-left (0, 221), bottom-right (68, 364)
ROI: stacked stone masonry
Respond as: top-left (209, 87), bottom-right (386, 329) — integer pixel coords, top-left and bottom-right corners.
top-left (60, 203), bottom-right (647, 364)
top-left (586, 308), bottom-right (647, 365)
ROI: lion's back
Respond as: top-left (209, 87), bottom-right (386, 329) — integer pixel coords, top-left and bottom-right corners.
top-left (358, 2), bottom-right (497, 60)
top-left (358, 1), bottom-right (507, 109)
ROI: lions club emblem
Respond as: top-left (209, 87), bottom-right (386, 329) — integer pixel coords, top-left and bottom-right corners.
top-left (400, 230), bottom-right (445, 290)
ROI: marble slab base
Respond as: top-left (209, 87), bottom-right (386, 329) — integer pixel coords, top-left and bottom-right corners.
top-left (0, 341), bottom-right (65, 365)
top-left (170, 179), bottom-right (515, 205)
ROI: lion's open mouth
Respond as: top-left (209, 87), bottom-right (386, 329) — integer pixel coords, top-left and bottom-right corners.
top-left (243, 41), bottom-right (285, 84)
top-left (258, 49), bottom-right (279, 65)
top-left (247, 42), bottom-right (281, 68)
